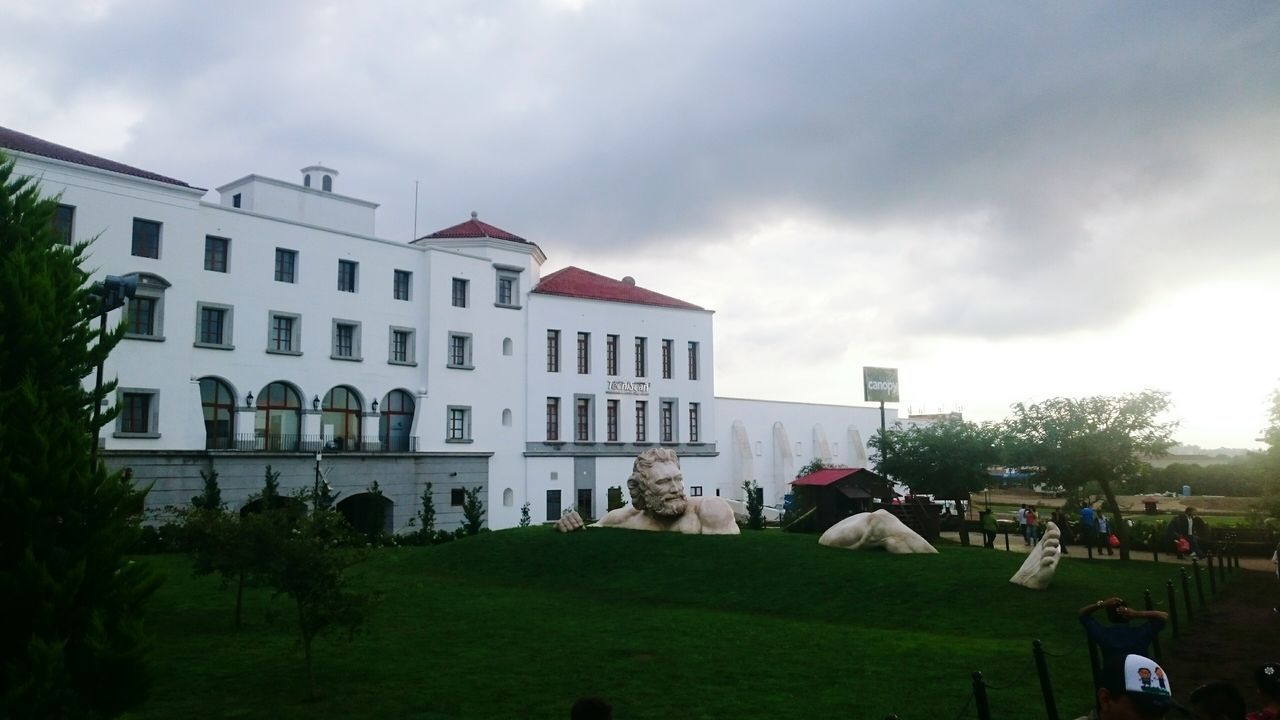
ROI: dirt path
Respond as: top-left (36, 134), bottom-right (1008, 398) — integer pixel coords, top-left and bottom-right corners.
top-left (1158, 569), bottom-right (1279, 711)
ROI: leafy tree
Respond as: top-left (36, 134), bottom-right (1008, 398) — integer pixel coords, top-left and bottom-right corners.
top-left (518, 501), bottom-right (532, 527)
top-left (743, 480), bottom-right (765, 530)
top-left (462, 486), bottom-right (486, 535)
top-left (191, 468), bottom-right (223, 511)
top-left (417, 482), bottom-right (436, 536)
top-left (0, 155), bottom-right (160, 717)
top-left (870, 419), bottom-right (999, 500)
top-left (263, 509), bottom-right (371, 700)
top-left (870, 419), bottom-right (1000, 545)
top-left (1003, 391), bottom-right (1176, 560)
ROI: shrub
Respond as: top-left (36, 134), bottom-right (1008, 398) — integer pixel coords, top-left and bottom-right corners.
top-left (743, 480), bottom-right (765, 530)
top-left (462, 486), bottom-right (485, 535)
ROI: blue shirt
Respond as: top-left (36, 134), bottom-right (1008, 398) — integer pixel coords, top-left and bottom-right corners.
top-left (1080, 615), bottom-right (1165, 660)
top-left (1080, 507), bottom-right (1095, 527)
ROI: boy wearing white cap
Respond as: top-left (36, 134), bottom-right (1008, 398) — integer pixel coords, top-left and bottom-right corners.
top-left (1089, 653), bottom-right (1183, 720)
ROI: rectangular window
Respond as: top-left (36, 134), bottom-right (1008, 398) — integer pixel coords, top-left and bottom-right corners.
top-left (634, 337), bottom-right (647, 377)
top-left (268, 312), bottom-right (300, 354)
top-left (662, 339), bottom-right (673, 379)
top-left (575, 397), bottom-right (592, 442)
top-left (274, 248), bottom-right (297, 283)
top-left (446, 407), bottom-right (471, 442)
top-left (546, 489), bottom-right (562, 521)
top-left (53, 204), bottom-right (74, 244)
top-left (333, 323), bottom-right (356, 358)
top-left (688, 341), bottom-right (700, 380)
top-left (390, 328), bottom-right (414, 364)
top-left (606, 334), bottom-right (619, 376)
top-left (127, 297), bottom-right (157, 336)
top-left (546, 330), bottom-right (560, 372)
top-left (337, 260), bottom-right (358, 292)
top-left (690, 486), bottom-right (703, 497)
top-left (546, 397), bottom-right (560, 441)
top-left (661, 400), bottom-right (675, 443)
top-left (448, 333), bottom-right (472, 368)
top-left (451, 277), bottom-right (467, 307)
top-left (495, 268), bottom-right (520, 308)
top-left (689, 402), bottom-right (700, 443)
top-left (232, 193), bottom-right (242, 208)
top-left (115, 388), bottom-right (159, 438)
top-left (204, 235), bottom-right (229, 272)
top-left (121, 392), bottom-right (151, 433)
top-left (394, 269), bottom-right (412, 301)
top-left (451, 488), bottom-right (465, 506)
top-left (607, 399), bottom-right (619, 442)
top-left (577, 332), bottom-right (590, 374)
top-left (131, 218), bottom-right (160, 258)
top-left (635, 400), bottom-right (648, 442)
top-left (199, 306), bottom-right (227, 345)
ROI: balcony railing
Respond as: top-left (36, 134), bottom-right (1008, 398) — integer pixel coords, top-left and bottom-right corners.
top-left (222, 433), bottom-right (418, 453)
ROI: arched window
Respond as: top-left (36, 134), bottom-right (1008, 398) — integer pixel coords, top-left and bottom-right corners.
top-left (255, 381), bottom-right (301, 450)
top-left (503, 488), bottom-right (514, 507)
top-left (502, 337), bottom-right (513, 356)
top-left (322, 174), bottom-right (333, 192)
top-left (501, 408), bottom-right (512, 427)
top-left (322, 385), bottom-right (363, 451)
top-left (380, 389), bottom-right (415, 452)
top-left (199, 377), bottom-right (236, 449)
top-left (304, 174), bottom-right (312, 188)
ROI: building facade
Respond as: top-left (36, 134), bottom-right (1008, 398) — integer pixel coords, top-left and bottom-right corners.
top-left (3, 126), bottom-right (895, 531)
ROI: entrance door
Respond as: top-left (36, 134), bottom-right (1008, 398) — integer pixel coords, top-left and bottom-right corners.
top-left (577, 488), bottom-right (594, 521)
top-left (573, 456), bottom-right (595, 519)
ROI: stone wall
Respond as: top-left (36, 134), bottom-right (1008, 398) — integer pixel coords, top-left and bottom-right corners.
top-left (104, 451), bottom-right (491, 533)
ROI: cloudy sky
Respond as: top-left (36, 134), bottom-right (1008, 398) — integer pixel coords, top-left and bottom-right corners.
top-left (3, 0), bottom-right (1278, 449)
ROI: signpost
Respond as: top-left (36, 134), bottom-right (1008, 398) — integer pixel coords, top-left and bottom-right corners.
top-left (862, 366), bottom-right (899, 435)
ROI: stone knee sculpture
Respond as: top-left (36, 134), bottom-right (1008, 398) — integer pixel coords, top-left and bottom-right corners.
top-left (1010, 521), bottom-right (1062, 590)
top-left (818, 509), bottom-right (938, 554)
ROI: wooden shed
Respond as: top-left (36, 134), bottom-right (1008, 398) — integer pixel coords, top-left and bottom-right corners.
top-left (791, 467), bottom-right (898, 533)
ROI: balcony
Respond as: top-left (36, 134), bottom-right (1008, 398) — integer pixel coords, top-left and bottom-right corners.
top-left (219, 434), bottom-right (418, 453)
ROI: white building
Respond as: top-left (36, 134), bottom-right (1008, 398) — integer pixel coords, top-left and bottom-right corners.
top-left (2, 125), bottom-right (895, 531)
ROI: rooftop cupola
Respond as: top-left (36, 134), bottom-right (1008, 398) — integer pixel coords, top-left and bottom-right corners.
top-left (301, 164), bottom-right (338, 192)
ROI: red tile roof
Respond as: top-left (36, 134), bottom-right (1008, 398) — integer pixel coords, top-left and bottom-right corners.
top-left (0, 125), bottom-right (194, 188)
top-left (792, 468), bottom-right (881, 487)
top-left (421, 212), bottom-right (530, 243)
top-left (532, 266), bottom-right (705, 311)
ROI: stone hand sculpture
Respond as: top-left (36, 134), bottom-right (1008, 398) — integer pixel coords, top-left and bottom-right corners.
top-left (1010, 521), bottom-right (1062, 590)
top-left (560, 448), bottom-right (739, 535)
top-left (554, 510), bottom-right (585, 533)
top-left (818, 509), bottom-right (938, 554)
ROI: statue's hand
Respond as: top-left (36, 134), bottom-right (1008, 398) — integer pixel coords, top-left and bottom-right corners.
top-left (554, 510), bottom-right (586, 533)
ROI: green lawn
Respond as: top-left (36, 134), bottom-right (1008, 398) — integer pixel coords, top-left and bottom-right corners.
top-left (125, 528), bottom-right (1187, 720)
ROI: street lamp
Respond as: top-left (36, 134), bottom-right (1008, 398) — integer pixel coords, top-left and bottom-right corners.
top-left (89, 273), bottom-right (139, 467)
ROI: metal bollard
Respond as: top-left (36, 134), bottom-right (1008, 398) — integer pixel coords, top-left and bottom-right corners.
top-left (1217, 549), bottom-right (1227, 584)
top-left (973, 671), bottom-right (993, 720)
top-left (1033, 640), bottom-right (1060, 720)
top-left (1192, 559), bottom-right (1207, 610)
top-left (1180, 568), bottom-right (1195, 623)
top-left (1005, 530), bottom-right (1010, 551)
top-left (1207, 555), bottom-right (1217, 595)
top-left (1144, 590), bottom-right (1162, 661)
top-left (1087, 542), bottom-right (1093, 560)
top-left (1153, 546), bottom-right (1159, 562)
top-left (1166, 580), bottom-right (1180, 638)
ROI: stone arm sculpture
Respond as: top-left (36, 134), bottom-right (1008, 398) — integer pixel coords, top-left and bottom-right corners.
top-left (554, 510), bottom-right (586, 533)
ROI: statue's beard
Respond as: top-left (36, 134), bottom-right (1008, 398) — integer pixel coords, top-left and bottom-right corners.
top-left (645, 491), bottom-right (688, 518)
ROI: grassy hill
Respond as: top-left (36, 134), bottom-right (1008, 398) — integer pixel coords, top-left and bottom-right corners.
top-left (126, 528), bottom-right (1185, 719)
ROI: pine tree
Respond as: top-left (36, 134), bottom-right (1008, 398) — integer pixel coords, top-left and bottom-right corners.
top-left (191, 469), bottom-right (223, 510)
top-left (416, 482), bottom-right (436, 537)
top-left (462, 486), bottom-right (486, 535)
top-left (0, 155), bottom-right (159, 717)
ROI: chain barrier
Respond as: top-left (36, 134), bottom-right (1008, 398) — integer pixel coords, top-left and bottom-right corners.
top-left (950, 689), bottom-right (975, 720)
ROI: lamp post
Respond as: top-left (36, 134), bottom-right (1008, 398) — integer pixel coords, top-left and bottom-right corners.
top-left (89, 274), bottom-right (139, 468)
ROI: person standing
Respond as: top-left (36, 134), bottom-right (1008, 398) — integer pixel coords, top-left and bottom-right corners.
top-left (1026, 505), bottom-right (1040, 545)
top-left (1098, 513), bottom-right (1115, 556)
top-left (1052, 509), bottom-right (1072, 555)
top-left (1018, 504), bottom-right (1030, 545)
top-left (981, 508), bottom-right (998, 549)
top-left (1081, 502), bottom-right (1097, 551)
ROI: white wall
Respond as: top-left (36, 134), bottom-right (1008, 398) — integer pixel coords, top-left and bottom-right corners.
top-left (714, 397), bottom-right (894, 506)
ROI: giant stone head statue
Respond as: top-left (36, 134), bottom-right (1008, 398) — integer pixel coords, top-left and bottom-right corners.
top-left (627, 448), bottom-right (688, 518)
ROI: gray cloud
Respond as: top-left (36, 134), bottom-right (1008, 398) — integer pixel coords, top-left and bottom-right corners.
top-left (3, 0), bottom-right (1278, 338)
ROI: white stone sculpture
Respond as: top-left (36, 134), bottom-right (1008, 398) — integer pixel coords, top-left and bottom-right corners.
top-left (1009, 521), bottom-right (1062, 590)
top-left (818, 509), bottom-right (938, 554)
top-left (555, 448), bottom-right (739, 535)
